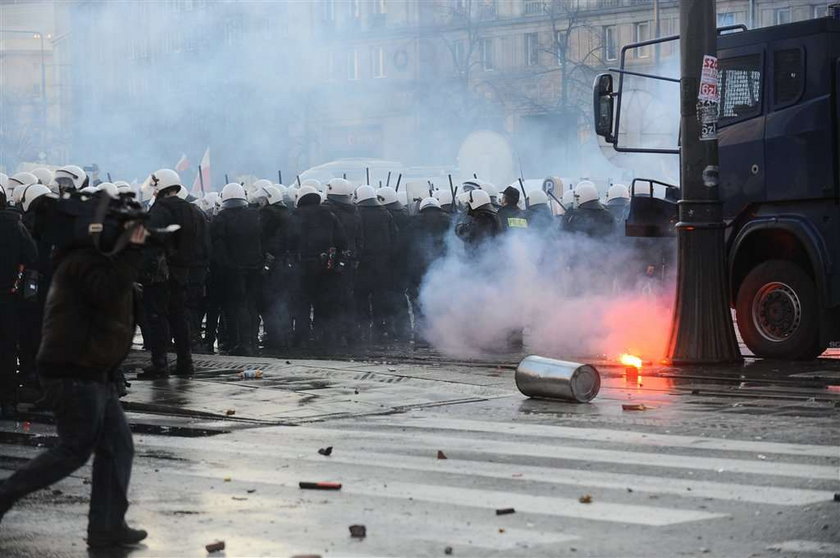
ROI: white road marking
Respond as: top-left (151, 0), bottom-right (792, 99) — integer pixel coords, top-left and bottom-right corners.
top-left (766, 540), bottom-right (840, 554)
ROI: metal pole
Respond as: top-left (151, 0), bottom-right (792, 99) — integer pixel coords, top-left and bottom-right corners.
top-left (666, 0), bottom-right (741, 364)
top-left (654, 0), bottom-right (661, 65)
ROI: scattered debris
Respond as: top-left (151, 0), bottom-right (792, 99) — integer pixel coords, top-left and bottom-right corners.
top-left (834, 493), bottom-right (840, 502)
top-left (578, 495), bottom-right (593, 504)
top-left (318, 446), bottom-right (333, 457)
top-left (205, 540), bottom-right (225, 553)
top-left (626, 488), bottom-right (633, 493)
top-left (511, 473), bottom-right (523, 478)
top-left (498, 528), bottom-right (506, 534)
top-left (495, 508), bottom-right (515, 516)
top-left (232, 496), bottom-right (247, 501)
top-left (444, 546), bottom-right (453, 555)
top-left (246, 489), bottom-right (256, 494)
top-left (223, 477), bottom-right (231, 482)
top-left (690, 389), bottom-right (700, 395)
top-left (285, 361), bottom-right (292, 365)
top-left (239, 369), bottom-right (263, 379)
top-left (225, 409), bottom-right (236, 416)
top-left (437, 450), bottom-right (448, 460)
top-left (354, 389), bottom-right (359, 395)
top-left (388, 367), bottom-right (397, 372)
top-left (757, 454), bottom-right (767, 460)
top-left (291, 555), bottom-right (322, 558)
top-left (349, 524), bottom-right (367, 539)
top-left (299, 481), bottom-right (342, 490)
top-left (51, 489), bottom-right (63, 496)
top-left (622, 404), bottom-right (647, 411)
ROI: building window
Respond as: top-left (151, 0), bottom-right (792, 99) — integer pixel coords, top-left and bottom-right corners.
top-left (717, 12), bottom-right (736, 26)
top-left (525, 33), bottom-right (539, 66)
top-left (524, 1), bottom-right (544, 16)
top-left (812, 4), bottom-right (828, 18)
top-left (603, 25), bottom-right (617, 61)
top-left (348, 49), bottom-right (358, 80)
top-left (372, 47), bottom-right (385, 78)
top-left (555, 30), bottom-right (564, 67)
top-left (323, 0), bottom-right (335, 22)
top-left (634, 21), bottom-right (650, 58)
top-left (454, 40), bottom-right (465, 68)
top-left (481, 38), bottom-right (494, 70)
top-left (774, 7), bottom-right (791, 25)
top-left (374, 0), bottom-right (387, 14)
top-left (349, 0), bottom-right (361, 18)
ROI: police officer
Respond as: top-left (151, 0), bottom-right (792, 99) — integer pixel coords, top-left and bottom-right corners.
top-left (498, 186), bottom-right (528, 231)
top-left (455, 189), bottom-right (502, 251)
top-left (211, 183), bottom-right (262, 356)
top-left (606, 183), bottom-right (631, 223)
top-left (354, 185), bottom-right (397, 344)
top-left (254, 181), bottom-right (296, 352)
top-left (0, 184), bottom-right (37, 417)
top-left (324, 178), bottom-right (362, 347)
top-left (406, 197), bottom-right (451, 337)
top-left (524, 189), bottom-right (555, 231)
top-left (292, 185), bottom-right (346, 347)
top-left (377, 186), bottom-right (411, 341)
top-left (53, 165), bottom-right (88, 195)
top-left (565, 181), bottom-right (615, 237)
top-left (138, 169), bottom-right (208, 378)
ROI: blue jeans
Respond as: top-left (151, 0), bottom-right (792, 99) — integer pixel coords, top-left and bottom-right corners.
top-left (0, 378), bottom-right (134, 534)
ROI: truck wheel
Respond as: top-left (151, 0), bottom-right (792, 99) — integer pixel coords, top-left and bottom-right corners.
top-left (735, 260), bottom-right (824, 360)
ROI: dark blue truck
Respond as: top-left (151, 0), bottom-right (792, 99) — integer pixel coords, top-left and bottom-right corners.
top-left (593, 16), bottom-right (840, 360)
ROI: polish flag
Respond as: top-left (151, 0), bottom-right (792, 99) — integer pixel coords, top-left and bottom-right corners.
top-left (192, 147), bottom-right (211, 194)
top-left (175, 153), bottom-right (190, 172)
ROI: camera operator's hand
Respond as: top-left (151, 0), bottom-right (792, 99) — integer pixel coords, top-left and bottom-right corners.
top-left (127, 223), bottom-right (148, 245)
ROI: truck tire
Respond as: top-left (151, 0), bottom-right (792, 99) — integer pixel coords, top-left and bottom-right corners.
top-left (735, 260), bottom-right (825, 360)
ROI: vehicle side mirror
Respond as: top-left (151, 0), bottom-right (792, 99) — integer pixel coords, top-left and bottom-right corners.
top-left (593, 73), bottom-right (615, 142)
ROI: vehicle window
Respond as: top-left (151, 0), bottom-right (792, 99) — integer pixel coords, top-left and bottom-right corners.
top-left (718, 54), bottom-right (762, 125)
top-left (773, 48), bottom-right (804, 106)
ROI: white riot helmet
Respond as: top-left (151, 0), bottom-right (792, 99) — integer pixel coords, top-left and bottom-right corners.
top-left (419, 197), bottom-right (441, 212)
top-left (295, 184), bottom-right (320, 207)
top-left (479, 181), bottom-right (500, 205)
top-left (250, 179), bottom-right (273, 203)
top-left (301, 178), bottom-right (323, 193)
top-left (203, 191), bottom-right (220, 207)
top-left (327, 178), bottom-right (354, 196)
top-left (354, 184), bottom-right (377, 204)
top-left (176, 185), bottom-right (189, 200)
top-left (20, 184), bottom-right (55, 212)
top-left (54, 165), bottom-right (87, 191)
top-left (561, 188), bottom-right (576, 209)
top-left (98, 182), bottom-right (118, 198)
top-left (376, 186), bottom-right (398, 205)
top-left (461, 180), bottom-right (480, 193)
top-left (149, 168), bottom-right (182, 196)
top-left (607, 183), bottom-right (630, 202)
top-left (262, 185), bottom-right (284, 205)
top-left (221, 182), bottom-right (247, 201)
top-left (466, 189), bottom-right (492, 210)
top-left (114, 181), bottom-right (132, 195)
top-left (433, 188), bottom-right (453, 206)
top-left (575, 180), bottom-right (599, 205)
top-left (9, 172), bottom-right (38, 189)
top-left (79, 185), bottom-right (99, 194)
top-left (527, 189), bottom-right (549, 207)
top-left (31, 167), bottom-right (54, 186)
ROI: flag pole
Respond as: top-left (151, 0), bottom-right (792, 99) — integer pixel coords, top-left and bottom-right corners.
top-left (198, 165), bottom-right (206, 195)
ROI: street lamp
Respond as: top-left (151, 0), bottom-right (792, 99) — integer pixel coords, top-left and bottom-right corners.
top-left (0, 28), bottom-right (48, 158)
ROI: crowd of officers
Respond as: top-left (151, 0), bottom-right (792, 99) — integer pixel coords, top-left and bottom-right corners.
top-left (0, 165), bottom-right (630, 410)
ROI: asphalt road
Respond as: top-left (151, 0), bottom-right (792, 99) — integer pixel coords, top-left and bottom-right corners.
top-left (0, 348), bottom-right (838, 557)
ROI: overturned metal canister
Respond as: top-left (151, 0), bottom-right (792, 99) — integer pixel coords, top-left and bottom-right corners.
top-left (515, 355), bottom-right (601, 403)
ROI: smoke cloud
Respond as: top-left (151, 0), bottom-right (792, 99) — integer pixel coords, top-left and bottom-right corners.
top-left (418, 227), bottom-right (675, 361)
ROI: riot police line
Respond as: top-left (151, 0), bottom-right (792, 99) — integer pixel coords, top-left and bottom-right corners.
top-left (0, 165), bottom-right (638, 412)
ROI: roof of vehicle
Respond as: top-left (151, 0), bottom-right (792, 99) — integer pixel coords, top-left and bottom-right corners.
top-left (719, 16), bottom-right (839, 50)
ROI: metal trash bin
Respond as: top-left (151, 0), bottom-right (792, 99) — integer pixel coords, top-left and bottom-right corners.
top-left (515, 355), bottom-right (601, 403)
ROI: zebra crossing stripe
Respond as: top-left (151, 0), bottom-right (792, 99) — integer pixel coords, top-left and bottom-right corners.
top-left (365, 416), bottom-right (839, 458)
top-left (252, 426), bottom-right (838, 480)
top-left (157, 466), bottom-right (727, 526)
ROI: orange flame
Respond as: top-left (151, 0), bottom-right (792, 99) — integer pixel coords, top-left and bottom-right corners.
top-left (619, 354), bottom-right (643, 369)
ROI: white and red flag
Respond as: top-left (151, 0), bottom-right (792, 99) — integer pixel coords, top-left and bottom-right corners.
top-left (175, 153), bottom-right (190, 172)
top-left (192, 147), bottom-right (211, 194)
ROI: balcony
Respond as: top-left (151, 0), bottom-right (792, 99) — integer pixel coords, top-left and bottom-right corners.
top-left (523, 1), bottom-right (544, 16)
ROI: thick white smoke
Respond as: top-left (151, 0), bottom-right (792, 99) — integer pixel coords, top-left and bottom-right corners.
top-left (418, 227), bottom-right (675, 361)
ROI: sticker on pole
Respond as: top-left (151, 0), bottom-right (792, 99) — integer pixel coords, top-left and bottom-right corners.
top-left (698, 55), bottom-right (720, 103)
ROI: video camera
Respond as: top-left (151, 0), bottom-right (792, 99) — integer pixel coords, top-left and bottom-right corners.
top-left (50, 190), bottom-right (177, 256)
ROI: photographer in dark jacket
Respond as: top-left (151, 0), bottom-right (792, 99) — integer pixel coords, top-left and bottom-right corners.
top-left (0, 185), bottom-right (37, 417)
top-left (0, 199), bottom-right (148, 548)
top-left (138, 169), bottom-right (208, 378)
